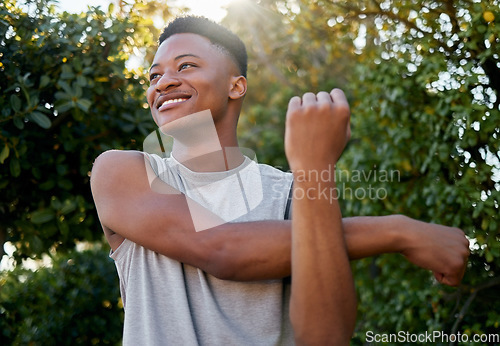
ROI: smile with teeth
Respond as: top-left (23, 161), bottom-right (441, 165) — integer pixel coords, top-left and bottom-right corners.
top-left (158, 98), bottom-right (189, 110)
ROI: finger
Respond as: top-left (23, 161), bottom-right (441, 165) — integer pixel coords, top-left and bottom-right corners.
top-left (287, 96), bottom-right (302, 114)
top-left (330, 88), bottom-right (351, 123)
top-left (316, 91), bottom-right (332, 106)
top-left (436, 270), bottom-right (462, 287)
top-left (433, 272), bottom-right (444, 283)
top-left (330, 88), bottom-right (349, 108)
top-left (301, 92), bottom-right (317, 108)
top-left (442, 275), bottom-right (460, 287)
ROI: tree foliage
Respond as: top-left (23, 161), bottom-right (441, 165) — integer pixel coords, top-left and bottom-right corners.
top-left (0, 246), bottom-right (123, 345)
top-left (0, 0), bottom-right (170, 262)
top-left (224, 0), bottom-right (358, 169)
top-left (338, 0), bottom-right (499, 340)
top-left (0, 0), bottom-right (173, 342)
top-left (226, 0), bottom-right (499, 342)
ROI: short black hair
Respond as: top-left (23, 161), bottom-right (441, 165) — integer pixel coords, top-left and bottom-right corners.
top-left (159, 16), bottom-right (248, 77)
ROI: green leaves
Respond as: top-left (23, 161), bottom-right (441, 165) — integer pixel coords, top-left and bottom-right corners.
top-left (76, 98), bottom-right (92, 112)
top-left (0, 144), bottom-right (9, 164)
top-left (9, 158), bottom-right (20, 177)
top-left (10, 94), bottom-right (21, 113)
top-left (1, 0), bottom-right (156, 267)
top-left (28, 111), bottom-right (51, 129)
top-left (52, 80), bottom-right (93, 115)
top-left (227, 0), bottom-right (500, 342)
top-left (333, 0), bottom-right (500, 341)
top-left (0, 0), bottom-right (171, 342)
top-left (39, 75), bottom-right (51, 88)
top-left (0, 247), bottom-right (124, 344)
top-left (31, 209), bottom-right (55, 224)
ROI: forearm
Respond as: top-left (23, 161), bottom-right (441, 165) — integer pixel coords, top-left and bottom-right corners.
top-left (206, 215), bottom-right (406, 281)
top-left (199, 220), bottom-right (292, 280)
top-left (343, 214), bottom-right (407, 259)
top-left (289, 179), bottom-right (356, 344)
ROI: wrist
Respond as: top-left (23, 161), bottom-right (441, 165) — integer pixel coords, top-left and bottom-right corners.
top-left (390, 214), bottom-right (416, 254)
top-left (291, 163), bottom-right (338, 184)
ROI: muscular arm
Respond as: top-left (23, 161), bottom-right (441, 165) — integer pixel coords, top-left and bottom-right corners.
top-left (91, 149), bottom-right (294, 279)
top-left (91, 150), bottom-right (469, 284)
top-left (290, 176), bottom-right (355, 344)
top-left (286, 90), bottom-right (356, 344)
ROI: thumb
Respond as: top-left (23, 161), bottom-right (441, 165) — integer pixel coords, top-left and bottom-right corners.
top-left (434, 272), bottom-right (444, 283)
top-left (434, 271), bottom-right (460, 287)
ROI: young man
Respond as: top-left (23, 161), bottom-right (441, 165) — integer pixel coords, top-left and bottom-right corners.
top-left (91, 16), bottom-right (469, 345)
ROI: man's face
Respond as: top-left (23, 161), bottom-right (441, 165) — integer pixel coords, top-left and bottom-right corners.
top-left (147, 33), bottom-right (235, 128)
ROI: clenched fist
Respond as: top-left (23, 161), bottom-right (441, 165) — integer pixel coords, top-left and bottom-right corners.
top-left (285, 89), bottom-right (351, 171)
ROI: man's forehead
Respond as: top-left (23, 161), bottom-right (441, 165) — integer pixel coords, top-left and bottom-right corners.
top-left (155, 33), bottom-right (213, 59)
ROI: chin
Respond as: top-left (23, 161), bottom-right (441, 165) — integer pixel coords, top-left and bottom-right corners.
top-left (154, 110), bottom-right (189, 127)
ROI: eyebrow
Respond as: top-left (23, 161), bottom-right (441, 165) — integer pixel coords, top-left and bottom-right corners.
top-left (174, 53), bottom-right (201, 61)
top-left (149, 53), bottom-right (202, 73)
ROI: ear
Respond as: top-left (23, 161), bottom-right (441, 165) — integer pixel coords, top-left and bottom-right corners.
top-left (228, 76), bottom-right (247, 100)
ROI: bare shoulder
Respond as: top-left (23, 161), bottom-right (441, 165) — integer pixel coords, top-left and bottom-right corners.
top-left (92, 149), bottom-right (145, 177)
top-left (90, 149), bottom-right (154, 222)
top-left (90, 150), bottom-right (193, 254)
top-left (91, 150), bottom-right (150, 192)
top-left (91, 150), bottom-right (150, 250)
top-left (91, 149), bottom-right (176, 196)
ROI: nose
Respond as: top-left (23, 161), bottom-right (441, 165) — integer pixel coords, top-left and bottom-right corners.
top-left (155, 72), bottom-right (181, 92)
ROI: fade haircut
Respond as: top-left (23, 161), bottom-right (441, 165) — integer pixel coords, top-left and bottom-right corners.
top-left (159, 16), bottom-right (248, 77)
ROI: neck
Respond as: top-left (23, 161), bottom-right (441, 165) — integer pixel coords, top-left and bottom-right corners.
top-left (160, 109), bottom-right (244, 172)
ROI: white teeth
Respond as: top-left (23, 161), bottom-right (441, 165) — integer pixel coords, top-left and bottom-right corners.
top-left (160, 98), bottom-right (187, 108)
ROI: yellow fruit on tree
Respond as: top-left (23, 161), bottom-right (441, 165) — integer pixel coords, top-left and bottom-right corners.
top-left (483, 11), bottom-right (495, 23)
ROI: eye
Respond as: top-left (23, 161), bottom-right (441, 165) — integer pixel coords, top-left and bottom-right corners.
top-left (149, 73), bottom-right (161, 81)
top-left (179, 63), bottom-right (195, 71)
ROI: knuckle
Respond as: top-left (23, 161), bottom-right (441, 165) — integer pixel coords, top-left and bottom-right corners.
top-left (286, 111), bottom-right (299, 124)
top-left (450, 257), bottom-right (465, 272)
top-left (303, 103), bottom-right (318, 114)
top-left (317, 102), bottom-right (331, 113)
top-left (462, 246), bottom-right (471, 259)
top-left (334, 103), bottom-right (351, 115)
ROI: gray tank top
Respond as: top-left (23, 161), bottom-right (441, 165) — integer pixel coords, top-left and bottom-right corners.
top-left (111, 153), bottom-right (294, 345)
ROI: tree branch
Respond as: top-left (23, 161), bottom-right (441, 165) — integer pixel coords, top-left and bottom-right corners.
top-left (450, 276), bottom-right (500, 337)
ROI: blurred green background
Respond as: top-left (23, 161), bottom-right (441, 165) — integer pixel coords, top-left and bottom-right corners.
top-left (1, 0), bottom-right (499, 344)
